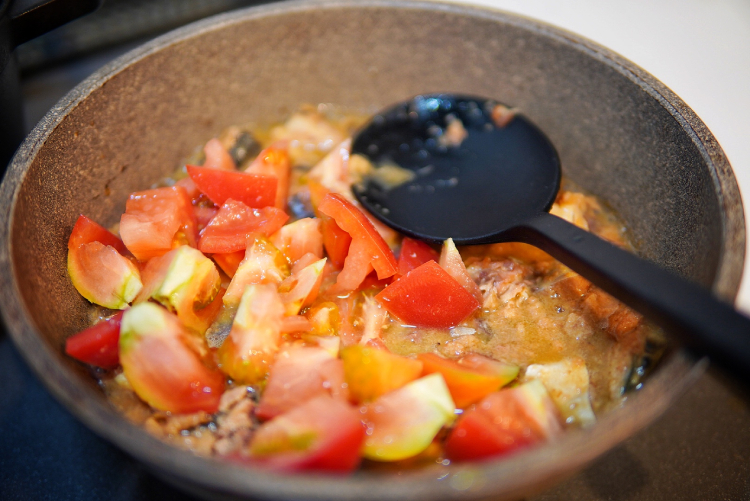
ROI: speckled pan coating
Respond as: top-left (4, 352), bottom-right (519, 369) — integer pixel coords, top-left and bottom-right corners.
top-left (0, 1), bottom-right (744, 500)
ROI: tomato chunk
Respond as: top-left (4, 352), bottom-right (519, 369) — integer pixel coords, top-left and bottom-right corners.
top-left (245, 145), bottom-right (291, 209)
top-left (187, 164), bottom-right (277, 209)
top-left (444, 381), bottom-right (563, 462)
top-left (198, 199), bottom-right (289, 254)
top-left (119, 303), bottom-right (225, 413)
top-left (417, 353), bottom-right (518, 408)
top-left (203, 138), bottom-right (236, 170)
top-left (398, 237), bottom-right (439, 276)
top-left (256, 346), bottom-right (348, 420)
top-left (249, 395), bottom-right (365, 473)
top-left (120, 186), bottom-right (198, 261)
top-left (361, 374), bottom-right (455, 461)
top-left (68, 241), bottom-right (142, 309)
top-left (319, 214), bottom-right (351, 269)
top-left (65, 312), bottom-right (123, 369)
top-left (376, 261), bottom-right (480, 328)
top-left (68, 214), bottom-right (128, 255)
top-left (341, 345), bottom-right (423, 403)
top-left (317, 193), bottom-right (397, 292)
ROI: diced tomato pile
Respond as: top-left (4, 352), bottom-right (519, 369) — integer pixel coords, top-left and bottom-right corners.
top-left (64, 135), bottom-right (565, 474)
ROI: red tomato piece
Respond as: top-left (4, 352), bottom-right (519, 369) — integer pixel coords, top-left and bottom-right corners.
top-left (203, 138), bottom-right (236, 170)
top-left (245, 145), bottom-right (291, 209)
top-left (444, 382), bottom-right (563, 462)
top-left (186, 164), bottom-right (277, 209)
top-left (120, 303), bottom-right (225, 414)
top-left (270, 217), bottom-right (323, 265)
top-left (398, 237), bottom-right (439, 276)
top-left (68, 215), bottom-right (128, 255)
top-left (248, 394), bottom-right (365, 473)
top-left (320, 214), bottom-right (351, 269)
top-left (65, 312), bottom-right (124, 369)
top-left (317, 193), bottom-right (397, 292)
top-left (120, 186), bottom-right (198, 261)
top-left (376, 261), bottom-right (480, 328)
top-left (198, 199), bottom-right (289, 254)
top-left (256, 346), bottom-right (348, 420)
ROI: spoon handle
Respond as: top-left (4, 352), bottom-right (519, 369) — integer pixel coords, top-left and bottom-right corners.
top-left (512, 212), bottom-right (750, 381)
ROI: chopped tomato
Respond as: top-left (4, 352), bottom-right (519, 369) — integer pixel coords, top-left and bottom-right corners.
top-left (136, 246), bottom-right (221, 334)
top-left (317, 193), bottom-right (397, 292)
top-left (212, 250), bottom-right (245, 277)
top-left (256, 346), bottom-right (348, 420)
top-left (119, 186), bottom-right (198, 261)
top-left (203, 138), bottom-right (236, 170)
top-left (376, 261), bottom-right (480, 328)
top-left (439, 238), bottom-right (482, 302)
top-left (417, 353), bottom-right (518, 408)
top-left (444, 381), bottom-right (563, 462)
top-left (186, 165), bottom-right (276, 208)
top-left (319, 214), bottom-right (351, 269)
top-left (198, 199), bottom-right (289, 254)
top-left (65, 312), bottom-right (124, 369)
top-left (68, 241), bottom-right (143, 309)
top-left (248, 394), bottom-right (365, 473)
top-left (245, 145), bottom-right (291, 209)
top-left (340, 344), bottom-right (423, 403)
top-left (224, 237), bottom-right (290, 306)
top-left (119, 303), bottom-right (225, 413)
top-left (68, 214), bottom-right (128, 255)
top-left (269, 217), bottom-right (323, 264)
top-left (361, 374), bottom-right (455, 461)
top-left (217, 284), bottom-right (284, 384)
top-left (278, 258), bottom-right (326, 315)
top-left (398, 237), bottom-right (439, 276)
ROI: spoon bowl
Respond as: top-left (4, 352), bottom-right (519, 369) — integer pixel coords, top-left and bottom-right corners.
top-left (352, 94), bottom-right (560, 244)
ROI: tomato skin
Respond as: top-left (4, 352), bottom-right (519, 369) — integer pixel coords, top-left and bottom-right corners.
top-left (317, 193), bottom-right (397, 291)
top-left (198, 199), bottom-right (289, 254)
top-left (376, 261), bottom-right (480, 328)
top-left (249, 395), bottom-right (365, 473)
top-left (68, 215), bottom-right (128, 255)
top-left (120, 186), bottom-right (198, 261)
top-left (398, 237), bottom-right (439, 276)
top-left (65, 312), bottom-right (123, 369)
top-left (187, 164), bottom-right (277, 209)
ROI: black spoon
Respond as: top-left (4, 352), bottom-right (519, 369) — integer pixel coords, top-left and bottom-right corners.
top-left (352, 93), bottom-right (750, 381)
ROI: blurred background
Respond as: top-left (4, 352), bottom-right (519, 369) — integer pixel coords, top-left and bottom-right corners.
top-left (2, 1), bottom-right (750, 500)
